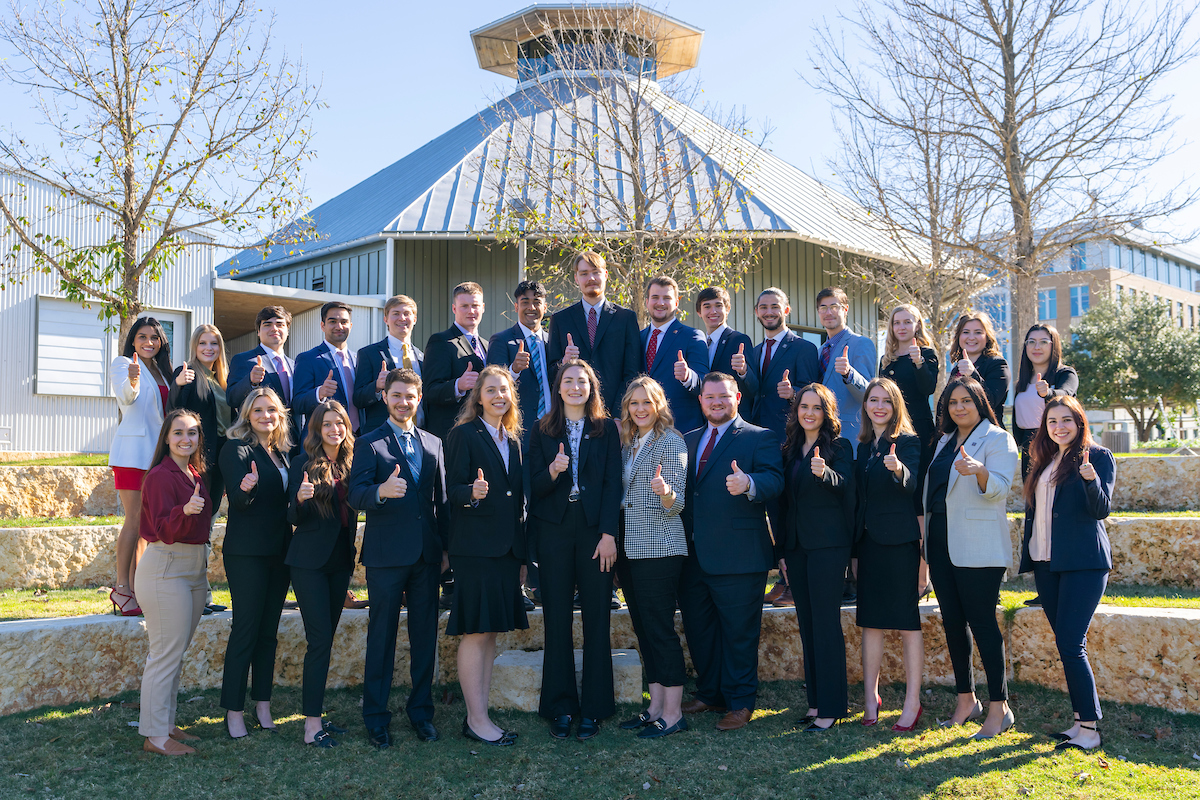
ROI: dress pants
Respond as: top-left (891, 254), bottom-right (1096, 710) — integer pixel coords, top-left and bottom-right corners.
top-left (785, 545), bottom-right (851, 718)
top-left (362, 558), bottom-right (440, 729)
top-left (538, 502), bottom-right (615, 720)
top-left (135, 541), bottom-right (207, 737)
top-left (1033, 564), bottom-right (1107, 721)
top-left (220, 553), bottom-right (290, 711)
top-left (926, 513), bottom-right (1007, 702)
top-left (617, 553), bottom-right (686, 687)
top-left (291, 564), bottom-right (353, 717)
top-left (678, 553), bottom-right (767, 712)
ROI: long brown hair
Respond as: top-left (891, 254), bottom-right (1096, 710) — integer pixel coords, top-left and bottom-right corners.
top-left (540, 358), bottom-right (608, 438)
top-left (150, 408), bottom-right (206, 476)
top-left (454, 365), bottom-right (523, 438)
top-left (782, 383), bottom-right (841, 463)
top-left (1015, 323), bottom-right (1067, 394)
top-left (618, 375), bottom-right (674, 446)
top-left (880, 304), bottom-right (932, 367)
top-left (858, 377), bottom-right (917, 444)
top-left (949, 310), bottom-right (1002, 362)
top-left (1023, 396), bottom-right (1096, 505)
top-left (301, 400), bottom-right (355, 519)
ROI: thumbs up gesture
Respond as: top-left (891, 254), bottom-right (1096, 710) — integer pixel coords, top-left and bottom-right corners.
top-left (319, 369), bottom-right (339, 401)
top-left (776, 368), bottom-right (794, 400)
top-left (730, 342), bottom-right (747, 376)
top-left (906, 343), bottom-right (923, 365)
top-left (726, 459), bottom-right (751, 496)
top-left (810, 446), bottom-right (825, 478)
top-left (1079, 448), bottom-right (1097, 482)
top-left (375, 360), bottom-right (390, 391)
top-left (183, 481), bottom-right (205, 516)
top-left (1035, 372), bottom-right (1050, 398)
top-left (127, 358), bottom-right (141, 387)
top-left (457, 363), bottom-right (479, 393)
top-left (250, 355), bottom-right (266, 385)
top-left (240, 461), bottom-right (260, 492)
top-left (673, 350), bottom-right (689, 382)
top-left (954, 445), bottom-right (983, 476)
top-left (883, 442), bottom-right (902, 475)
top-left (472, 467), bottom-right (489, 500)
top-left (835, 345), bottom-right (851, 376)
top-left (512, 338), bottom-right (531, 372)
top-left (956, 357), bottom-right (975, 377)
top-left (175, 364), bottom-right (196, 386)
top-left (380, 464), bottom-right (408, 499)
top-left (650, 463), bottom-right (671, 496)
top-left (549, 442), bottom-right (570, 479)
top-left (563, 332), bottom-right (580, 361)
top-left (297, 471), bottom-right (315, 502)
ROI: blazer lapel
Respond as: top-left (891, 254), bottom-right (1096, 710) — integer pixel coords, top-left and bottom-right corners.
top-left (474, 419), bottom-right (508, 481)
top-left (699, 419), bottom-right (741, 482)
top-left (714, 327), bottom-right (734, 365)
top-left (592, 300), bottom-right (615, 348)
top-left (379, 340), bottom-right (396, 371)
top-left (763, 335), bottom-right (793, 384)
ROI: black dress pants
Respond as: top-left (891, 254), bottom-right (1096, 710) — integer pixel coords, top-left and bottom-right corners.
top-left (221, 553), bottom-right (290, 710)
top-left (291, 563), bottom-right (353, 717)
top-left (1033, 564), bottom-right (1107, 721)
top-left (362, 559), bottom-right (440, 729)
top-left (785, 545), bottom-right (851, 718)
top-left (617, 553), bottom-right (685, 687)
top-left (538, 502), bottom-right (615, 720)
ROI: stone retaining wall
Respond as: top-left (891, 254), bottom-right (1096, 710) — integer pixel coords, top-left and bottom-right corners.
top-left (1007, 455), bottom-right (1200, 512)
top-left (2, 603), bottom-right (1197, 717)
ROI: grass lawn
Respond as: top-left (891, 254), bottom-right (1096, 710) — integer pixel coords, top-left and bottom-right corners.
top-left (0, 454), bottom-right (109, 467)
top-left (996, 578), bottom-right (1200, 611)
top-left (0, 515), bottom-right (123, 529)
top-left (0, 681), bottom-right (1196, 799)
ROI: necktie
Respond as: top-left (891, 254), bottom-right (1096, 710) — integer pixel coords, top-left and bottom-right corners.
top-left (697, 426), bottom-right (719, 475)
top-left (761, 339), bottom-right (775, 376)
top-left (587, 306), bottom-right (598, 348)
top-left (337, 351), bottom-right (358, 425)
top-left (402, 343), bottom-right (413, 371)
top-left (274, 356), bottom-right (291, 404)
top-left (399, 431), bottom-right (421, 484)
top-left (820, 342), bottom-right (833, 373)
top-left (469, 335), bottom-right (485, 362)
top-left (645, 328), bottom-right (661, 371)
top-left (528, 334), bottom-right (547, 418)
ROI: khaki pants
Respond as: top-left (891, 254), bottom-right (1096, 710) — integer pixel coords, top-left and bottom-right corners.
top-left (134, 541), bottom-right (208, 737)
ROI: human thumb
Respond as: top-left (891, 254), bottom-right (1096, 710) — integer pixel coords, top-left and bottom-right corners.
top-left (1036, 372), bottom-right (1042, 383)
top-left (1082, 449), bottom-right (1090, 464)
top-left (251, 461), bottom-right (258, 475)
top-left (813, 447), bottom-right (820, 460)
top-left (477, 468), bottom-right (485, 481)
top-left (677, 350), bottom-right (684, 362)
top-left (731, 460), bottom-right (741, 473)
top-left (256, 355), bottom-right (262, 367)
top-left (842, 346), bottom-right (849, 358)
top-left (781, 369), bottom-right (789, 382)
top-left (327, 370), bottom-right (334, 381)
top-left (392, 464), bottom-right (401, 478)
top-left (737, 343), bottom-right (744, 355)
top-left (193, 482), bottom-right (201, 496)
top-left (959, 446), bottom-right (967, 459)
top-left (517, 339), bottom-right (525, 352)
top-left (558, 443), bottom-right (565, 456)
top-left (890, 443), bottom-right (897, 456)
top-left (302, 471), bottom-right (310, 483)
top-left (655, 464), bottom-right (662, 478)
top-left (566, 333), bottom-right (574, 346)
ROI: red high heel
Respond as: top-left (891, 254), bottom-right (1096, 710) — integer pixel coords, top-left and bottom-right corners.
top-left (862, 693), bottom-right (882, 726)
top-left (110, 585), bottom-right (142, 617)
top-left (892, 705), bottom-right (924, 732)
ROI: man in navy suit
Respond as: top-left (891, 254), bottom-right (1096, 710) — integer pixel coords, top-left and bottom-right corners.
top-left (697, 286), bottom-right (758, 420)
top-left (348, 368), bottom-right (448, 748)
top-left (816, 286), bottom-right (876, 443)
top-left (293, 301), bottom-right (363, 439)
top-left (487, 280), bottom-right (552, 446)
top-left (227, 305), bottom-right (296, 421)
top-left (546, 251), bottom-right (642, 413)
top-left (641, 275), bottom-right (709, 434)
top-left (678, 372), bottom-right (784, 731)
top-left (354, 294), bottom-right (425, 433)
top-left (423, 282), bottom-right (489, 441)
top-left (746, 287), bottom-right (821, 439)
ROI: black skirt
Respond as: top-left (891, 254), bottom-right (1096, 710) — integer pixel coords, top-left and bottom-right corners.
top-left (855, 535), bottom-right (922, 631)
top-left (445, 551), bottom-right (530, 636)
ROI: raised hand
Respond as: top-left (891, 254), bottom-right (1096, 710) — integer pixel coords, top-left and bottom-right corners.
top-left (549, 443), bottom-right (570, 478)
top-left (297, 471), bottom-right (315, 502)
top-left (318, 370), bottom-right (339, 401)
top-left (127, 359), bottom-right (141, 388)
top-left (250, 355), bottom-right (266, 385)
top-left (183, 482), bottom-right (205, 516)
top-left (776, 368), bottom-right (794, 400)
top-left (954, 445), bottom-right (983, 476)
top-left (673, 350), bottom-right (689, 382)
top-left (730, 342), bottom-right (747, 376)
top-left (956, 357), bottom-right (975, 377)
top-left (726, 459), bottom-right (751, 496)
top-left (563, 332), bottom-right (580, 361)
top-left (810, 446), bottom-right (825, 478)
top-left (175, 364), bottom-right (195, 386)
top-left (835, 345), bottom-right (851, 377)
top-left (907, 343), bottom-right (923, 364)
top-left (1035, 372), bottom-right (1050, 398)
top-left (239, 461), bottom-right (259, 492)
top-left (1079, 448), bottom-right (1097, 481)
top-left (512, 338), bottom-right (531, 372)
top-left (375, 360), bottom-right (389, 391)
top-left (379, 464), bottom-right (407, 499)
top-left (650, 463), bottom-right (671, 496)
top-left (883, 443), bottom-right (901, 474)
top-left (472, 468), bottom-right (489, 500)
top-left (457, 363), bottom-right (479, 393)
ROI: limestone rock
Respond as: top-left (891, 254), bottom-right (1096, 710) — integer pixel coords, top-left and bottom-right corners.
top-left (0, 466), bottom-right (120, 518)
top-left (488, 649), bottom-right (643, 711)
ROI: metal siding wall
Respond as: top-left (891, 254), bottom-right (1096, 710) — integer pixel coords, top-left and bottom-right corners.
top-left (247, 242), bottom-right (387, 296)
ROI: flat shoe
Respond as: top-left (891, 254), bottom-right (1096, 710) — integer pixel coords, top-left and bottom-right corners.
top-left (576, 718), bottom-right (600, 740)
top-left (462, 721), bottom-right (514, 747)
top-left (548, 714), bottom-right (572, 739)
top-left (143, 737), bottom-right (195, 755)
top-left (306, 730), bottom-right (338, 748)
top-left (620, 711), bottom-right (655, 730)
top-left (322, 721), bottom-right (348, 735)
top-left (169, 726), bottom-right (200, 742)
top-left (637, 717), bottom-right (688, 738)
top-left (1055, 736), bottom-right (1103, 751)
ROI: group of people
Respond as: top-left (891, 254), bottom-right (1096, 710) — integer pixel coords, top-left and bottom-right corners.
top-left (110, 250), bottom-right (1115, 757)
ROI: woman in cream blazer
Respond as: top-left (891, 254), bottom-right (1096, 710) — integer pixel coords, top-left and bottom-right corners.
top-left (924, 376), bottom-right (1018, 740)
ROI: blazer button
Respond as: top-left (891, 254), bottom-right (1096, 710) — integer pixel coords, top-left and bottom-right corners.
top-left (1053, 512), bottom-right (1058, 518)
top-left (506, 490), bottom-right (513, 497)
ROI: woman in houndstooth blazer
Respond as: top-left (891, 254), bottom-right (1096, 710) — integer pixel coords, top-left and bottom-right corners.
top-left (614, 376), bottom-right (690, 739)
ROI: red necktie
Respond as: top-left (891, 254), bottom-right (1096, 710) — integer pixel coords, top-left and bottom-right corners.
top-left (645, 328), bottom-right (661, 371)
top-left (762, 338), bottom-right (775, 375)
top-left (588, 307), bottom-right (598, 348)
top-left (697, 426), bottom-right (719, 475)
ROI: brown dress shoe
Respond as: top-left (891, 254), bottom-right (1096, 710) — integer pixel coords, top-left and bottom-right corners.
top-left (344, 590), bottom-right (369, 609)
top-left (169, 726), bottom-right (200, 742)
top-left (143, 737), bottom-right (196, 755)
top-left (681, 699), bottom-right (727, 714)
top-left (715, 708), bottom-right (752, 731)
top-left (771, 587), bottom-right (795, 607)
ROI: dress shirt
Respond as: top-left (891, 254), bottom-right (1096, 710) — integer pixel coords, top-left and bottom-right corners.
top-left (1030, 453), bottom-right (1061, 562)
top-left (760, 329), bottom-right (787, 371)
top-left (386, 334), bottom-right (421, 377)
top-left (482, 419), bottom-right (511, 472)
top-left (706, 324), bottom-right (728, 366)
top-left (821, 328), bottom-right (851, 383)
top-left (582, 298), bottom-right (605, 317)
top-left (377, 417), bottom-right (419, 504)
top-left (453, 323), bottom-right (484, 398)
top-left (1014, 382), bottom-right (1045, 430)
top-left (624, 430), bottom-right (653, 495)
top-left (511, 322), bottom-right (552, 413)
top-left (258, 344), bottom-right (291, 392)
top-left (318, 341), bottom-right (355, 403)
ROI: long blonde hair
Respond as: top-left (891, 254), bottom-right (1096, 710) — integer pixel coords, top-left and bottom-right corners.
top-left (453, 365), bottom-right (523, 439)
top-left (858, 377), bottom-right (917, 444)
top-left (618, 376), bottom-right (675, 446)
top-left (302, 400), bottom-right (355, 519)
top-left (881, 304), bottom-right (932, 367)
top-left (186, 323), bottom-right (230, 398)
top-left (228, 387), bottom-right (294, 452)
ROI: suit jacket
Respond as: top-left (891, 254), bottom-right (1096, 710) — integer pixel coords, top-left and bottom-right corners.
top-left (1019, 445), bottom-right (1115, 574)
top-left (1012, 364), bottom-right (1079, 441)
top-left (776, 436), bottom-right (856, 555)
top-left (878, 348), bottom-right (939, 445)
top-left (546, 300), bottom-right (642, 413)
top-left (285, 452), bottom-right (357, 570)
top-left (854, 433), bottom-right (921, 545)
top-left (347, 422), bottom-right (448, 568)
top-left (950, 353), bottom-right (1011, 429)
top-left (923, 420), bottom-right (1019, 569)
top-left (353, 338), bottom-right (426, 434)
top-left (527, 417), bottom-right (622, 539)
top-left (219, 440), bottom-right (292, 558)
top-left (620, 429), bottom-right (688, 559)
top-left (708, 326), bottom-right (759, 420)
top-left (640, 320), bottom-right (709, 434)
top-left (167, 365), bottom-right (229, 493)
top-left (444, 418), bottom-right (526, 559)
top-left (227, 344), bottom-right (295, 418)
top-left (293, 343), bottom-right (363, 440)
top-left (109, 355), bottom-right (166, 470)
top-left (487, 324), bottom-right (550, 443)
top-left (819, 331), bottom-right (876, 443)
top-left (749, 331), bottom-right (821, 439)
top-left (423, 326), bottom-right (488, 441)
top-left (681, 417), bottom-right (784, 575)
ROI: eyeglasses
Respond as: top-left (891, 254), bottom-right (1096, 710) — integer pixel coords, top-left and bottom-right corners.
top-left (1025, 338), bottom-right (1052, 347)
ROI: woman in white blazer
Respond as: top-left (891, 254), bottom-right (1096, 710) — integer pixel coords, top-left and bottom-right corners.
top-left (924, 376), bottom-right (1018, 739)
top-left (108, 317), bottom-right (173, 616)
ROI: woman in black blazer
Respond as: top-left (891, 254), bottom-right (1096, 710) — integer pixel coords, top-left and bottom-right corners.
top-left (528, 358), bottom-right (622, 740)
top-left (287, 400), bottom-right (356, 748)
top-left (444, 365), bottom-right (528, 747)
top-left (854, 377), bottom-right (925, 732)
top-left (1012, 324), bottom-right (1079, 477)
top-left (1019, 396), bottom-right (1114, 752)
top-left (948, 311), bottom-right (1010, 428)
top-left (168, 324), bottom-right (233, 503)
top-left (219, 387), bottom-right (293, 739)
top-left (775, 383), bottom-right (855, 732)
top-left (878, 305), bottom-right (939, 514)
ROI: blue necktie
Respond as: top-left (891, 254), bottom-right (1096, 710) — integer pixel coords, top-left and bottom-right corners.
top-left (399, 431), bottom-right (421, 485)
top-left (528, 334), bottom-right (547, 418)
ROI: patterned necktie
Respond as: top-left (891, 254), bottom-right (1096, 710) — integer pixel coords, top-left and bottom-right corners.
top-left (587, 306), bottom-right (598, 348)
top-left (761, 339), bottom-right (775, 376)
top-left (697, 426), bottom-right (719, 475)
top-left (337, 351), bottom-right (358, 425)
top-left (274, 356), bottom-right (291, 404)
top-left (820, 342), bottom-right (833, 373)
top-left (399, 431), bottom-right (421, 484)
top-left (528, 334), bottom-right (547, 418)
top-left (402, 342), bottom-right (413, 370)
top-left (469, 335), bottom-right (485, 362)
top-left (645, 328), bottom-right (661, 371)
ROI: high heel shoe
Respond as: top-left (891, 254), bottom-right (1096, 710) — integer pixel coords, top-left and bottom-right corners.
top-left (969, 708), bottom-right (1015, 741)
top-left (225, 717), bottom-right (249, 740)
top-left (938, 700), bottom-right (984, 728)
top-left (862, 694), bottom-right (882, 727)
top-left (109, 585), bottom-right (141, 617)
top-left (892, 705), bottom-right (924, 732)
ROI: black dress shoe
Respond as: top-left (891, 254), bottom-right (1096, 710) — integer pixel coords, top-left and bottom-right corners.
top-left (619, 711), bottom-right (654, 730)
top-left (523, 595), bottom-right (536, 611)
top-left (1024, 596), bottom-right (1043, 607)
top-left (610, 589), bottom-right (622, 610)
top-left (549, 715), bottom-right (573, 739)
top-left (411, 720), bottom-right (439, 742)
top-left (637, 717), bottom-right (688, 738)
top-left (577, 718), bottom-right (600, 740)
top-left (804, 719), bottom-right (837, 732)
top-left (306, 730), bottom-right (338, 748)
top-left (201, 606), bottom-right (214, 615)
top-left (462, 720), bottom-right (515, 746)
top-left (207, 603), bottom-right (228, 612)
top-left (322, 721), bottom-right (348, 735)
top-left (367, 726), bottom-right (392, 750)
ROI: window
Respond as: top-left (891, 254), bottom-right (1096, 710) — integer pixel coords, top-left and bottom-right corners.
top-left (1191, 306), bottom-right (1195, 328)
top-left (1115, 284), bottom-right (1124, 301)
top-left (35, 296), bottom-right (112, 397)
top-left (1070, 285), bottom-right (1090, 317)
top-left (1070, 243), bottom-right (1087, 271)
top-left (1038, 288), bottom-right (1057, 321)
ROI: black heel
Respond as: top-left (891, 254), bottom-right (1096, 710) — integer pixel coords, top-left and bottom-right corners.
top-left (1055, 722), bottom-right (1101, 751)
top-left (225, 717), bottom-right (249, 740)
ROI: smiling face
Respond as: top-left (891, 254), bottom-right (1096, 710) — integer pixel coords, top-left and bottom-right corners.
top-left (167, 415), bottom-right (201, 462)
top-left (515, 290), bottom-right (547, 331)
top-left (385, 303), bottom-right (416, 342)
top-left (817, 297), bottom-right (848, 334)
top-left (1045, 404), bottom-right (1080, 451)
top-left (699, 297), bottom-right (729, 334)
top-left (452, 292), bottom-right (484, 332)
top-left (891, 309), bottom-right (916, 345)
top-left (322, 307), bottom-right (352, 347)
top-left (947, 386), bottom-right (981, 431)
top-left (755, 292), bottom-right (789, 333)
top-left (1025, 330), bottom-right (1053, 369)
top-left (385, 379), bottom-right (421, 425)
top-left (625, 386), bottom-right (659, 435)
top-left (559, 365), bottom-right (591, 410)
top-left (795, 390), bottom-right (825, 434)
top-left (959, 320), bottom-right (986, 358)
top-left (319, 408), bottom-right (348, 449)
top-left (195, 332), bottom-right (221, 366)
top-left (478, 374), bottom-right (512, 424)
top-left (249, 395), bottom-right (280, 438)
top-left (258, 316), bottom-right (288, 350)
top-left (645, 282), bottom-right (678, 326)
top-left (700, 377), bottom-right (739, 426)
top-left (133, 325), bottom-right (162, 362)
top-left (865, 385), bottom-right (895, 429)
top-left (575, 258), bottom-right (607, 302)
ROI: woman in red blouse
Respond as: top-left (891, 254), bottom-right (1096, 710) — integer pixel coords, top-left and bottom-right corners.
top-left (134, 408), bottom-right (213, 756)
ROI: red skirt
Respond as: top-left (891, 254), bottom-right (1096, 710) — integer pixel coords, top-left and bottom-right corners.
top-left (111, 466), bottom-right (147, 491)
